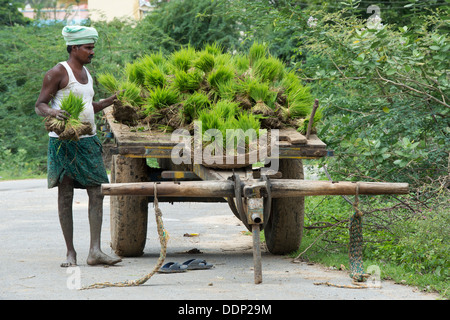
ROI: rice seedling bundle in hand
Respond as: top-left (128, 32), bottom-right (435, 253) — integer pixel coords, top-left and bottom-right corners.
top-left (44, 91), bottom-right (92, 141)
top-left (97, 42), bottom-right (321, 156)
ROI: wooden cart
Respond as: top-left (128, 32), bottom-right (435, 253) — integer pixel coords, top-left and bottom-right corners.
top-left (101, 106), bottom-right (409, 283)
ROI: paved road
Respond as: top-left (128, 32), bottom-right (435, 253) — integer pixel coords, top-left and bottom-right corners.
top-left (0, 179), bottom-right (439, 300)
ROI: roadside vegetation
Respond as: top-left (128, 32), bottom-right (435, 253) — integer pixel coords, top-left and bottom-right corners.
top-left (1, 0), bottom-right (448, 298)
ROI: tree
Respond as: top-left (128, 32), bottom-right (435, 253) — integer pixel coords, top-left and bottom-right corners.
top-left (0, 0), bottom-right (30, 26)
top-left (145, 0), bottom-right (242, 51)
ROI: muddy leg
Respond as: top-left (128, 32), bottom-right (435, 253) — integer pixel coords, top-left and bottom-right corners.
top-left (86, 186), bottom-right (122, 266)
top-left (58, 176), bottom-right (77, 267)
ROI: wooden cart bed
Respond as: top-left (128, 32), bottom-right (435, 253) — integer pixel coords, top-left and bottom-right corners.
top-left (102, 106), bottom-right (330, 161)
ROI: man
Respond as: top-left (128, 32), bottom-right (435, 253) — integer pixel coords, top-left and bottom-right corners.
top-left (35, 26), bottom-right (121, 267)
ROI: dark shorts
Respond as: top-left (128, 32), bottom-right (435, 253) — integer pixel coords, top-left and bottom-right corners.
top-left (47, 136), bottom-right (109, 189)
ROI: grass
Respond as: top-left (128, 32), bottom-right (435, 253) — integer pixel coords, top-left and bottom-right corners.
top-left (0, 170), bottom-right (46, 181)
top-left (287, 194), bottom-right (449, 299)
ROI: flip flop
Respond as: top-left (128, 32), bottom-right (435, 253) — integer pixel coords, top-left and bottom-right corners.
top-left (182, 258), bottom-right (213, 270)
top-left (158, 262), bottom-right (188, 273)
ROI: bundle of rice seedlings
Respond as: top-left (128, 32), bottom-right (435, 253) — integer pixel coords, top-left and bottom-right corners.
top-left (198, 109), bottom-right (224, 136)
top-left (117, 81), bottom-right (143, 107)
top-left (194, 52), bottom-right (215, 74)
top-left (253, 56), bottom-right (285, 83)
top-left (138, 54), bottom-right (158, 71)
top-left (97, 72), bottom-right (118, 94)
top-left (209, 111), bottom-right (260, 155)
top-left (147, 51), bottom-right (166, 67)
top-left (197, 109), bottom-right (226, 152)
top-left (278, 71), bottom-right (314, 120)
top-left (207, 65), bottom-right (235, 90)
top-left (204, 42), bottom-right (223, 56)
top-left (44, 116), bottom-right (65, 135)
top-left (235, 112), bottom-right (261, 134)
top-left (285, 85), bottom-right (314, 118)
top-left (296, 107), bottom-right (323, 134)
top-left (58, 118), bottom-right (92, 141)
top-left (169, 46), bottom-right (196, 72)
top-left (111, 81), bottom-right (145, 125)
top-left (45, 91), bottom-right (92, 141)
top-left (281, 70), bottom-right (302, 95)
top-left (172, 69), bottom-right (202, 93)
top-left (125, 62), bottom-right (147, 87)
top-left (217, 80), bottom-right (238, 101)
top-left (61, 91), bottom-right (85, 119)
top-left (248, 42), bottom-right (267, 66)
top-left (248, 80), bottom-right (277, 115)
top-left (233, 54), bottom-right (250, 74)
top-left (143, 66), bottom-right (167, 89)
top-left (212, 99), bottom-right (238, 120)
top-left (145, 86), bottom-right (179, 114)
top-left (108, 41), bottom-right (319, 140)
top-left (231, 112), bottom-right (261, 150)
top-left (214, 53), bottom-right (233, 67)
top-left (182, 92), bottom-right (210, 122)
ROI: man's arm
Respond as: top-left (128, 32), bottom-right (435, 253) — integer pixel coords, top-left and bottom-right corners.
top-left (93, 94), bottom-right (117, 114)
top-left (35, 66), bottom-right (70, 120)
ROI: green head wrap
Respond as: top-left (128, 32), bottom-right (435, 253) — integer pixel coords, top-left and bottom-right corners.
top-left (62, 26), bottom-right (98, 46)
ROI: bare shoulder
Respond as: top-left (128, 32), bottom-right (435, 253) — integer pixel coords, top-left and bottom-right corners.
top-left (44, 63), bottom-right (68, 89)
top-left (45, 63), bottom-right (65, 81)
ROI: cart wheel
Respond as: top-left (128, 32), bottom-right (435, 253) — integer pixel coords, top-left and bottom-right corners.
top-left (264, 159), bottom-right (305, 255)
top-left (110, 155), bottom-right (149, 257)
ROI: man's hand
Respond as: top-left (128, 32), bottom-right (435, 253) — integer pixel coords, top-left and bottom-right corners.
top-left (52, 109), bottom-right (71, 120)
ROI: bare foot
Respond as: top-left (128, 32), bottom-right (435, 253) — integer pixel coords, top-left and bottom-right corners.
top-left (61, 250), bottom-right (77, 268)
top-left (87, 249), bottom-right (122, 266)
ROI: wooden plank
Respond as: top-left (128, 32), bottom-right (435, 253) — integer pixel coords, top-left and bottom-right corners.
top-left (279, 128), bottom-right (307, 144)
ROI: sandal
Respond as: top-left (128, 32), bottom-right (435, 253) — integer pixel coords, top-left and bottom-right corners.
top-left (158, 262), bottom-right (188, 273)
top-left (182, 258), bottom-right (213, 270)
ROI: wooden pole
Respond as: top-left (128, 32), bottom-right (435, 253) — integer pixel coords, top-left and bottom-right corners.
top-left (102, 180), bottom-right (409, 198)
top-left (252, 224), bottom-right (262, 284)
top-left (306, 99), bottom-right (319, 140)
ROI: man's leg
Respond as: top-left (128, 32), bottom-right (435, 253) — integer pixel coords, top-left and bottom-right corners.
top-left (86, 185), bottom-right (122, 266)
top-left (58, 176), bottom-right (77, 267)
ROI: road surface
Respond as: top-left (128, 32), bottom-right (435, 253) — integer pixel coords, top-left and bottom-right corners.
top-left (0, 179), bottom-right (440, 300)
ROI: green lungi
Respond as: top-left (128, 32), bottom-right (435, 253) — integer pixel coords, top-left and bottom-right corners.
top-left (47, 136), bottom-right (109, 189)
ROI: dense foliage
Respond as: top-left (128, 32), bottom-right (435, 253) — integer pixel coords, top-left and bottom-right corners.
top-left (0, 0), bottom-right (30, 26)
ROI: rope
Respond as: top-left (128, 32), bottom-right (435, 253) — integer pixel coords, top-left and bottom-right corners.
top-left (349, 182), bottom-right (367, 282)
top-left (80, 183), bottom-right (169, 290)
top-left (314, 182), bottom-right (376, 289)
